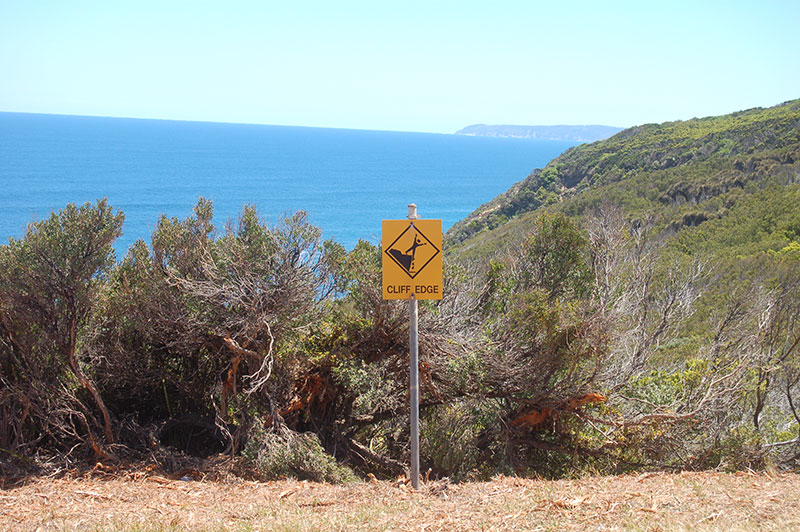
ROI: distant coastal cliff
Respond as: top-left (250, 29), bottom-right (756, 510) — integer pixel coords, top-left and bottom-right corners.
top-left (454, 124), bottom-right (623, 142)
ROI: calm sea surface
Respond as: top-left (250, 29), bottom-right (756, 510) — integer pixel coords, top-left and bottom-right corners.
top-left (0, 112), bottom-right (577, 254)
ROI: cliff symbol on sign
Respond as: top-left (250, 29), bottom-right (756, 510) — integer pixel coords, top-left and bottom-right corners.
top-left (384, 223), bottom-right (440, 279)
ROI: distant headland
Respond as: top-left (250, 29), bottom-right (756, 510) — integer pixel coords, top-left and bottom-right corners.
top-left (454, 124), bottom-right (624, 142)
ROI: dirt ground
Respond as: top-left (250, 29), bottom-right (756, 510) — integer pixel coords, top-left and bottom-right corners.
top-left (2, 469), bottom-right (800, 531)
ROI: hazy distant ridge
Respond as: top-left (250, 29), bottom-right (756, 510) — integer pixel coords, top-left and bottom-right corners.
top-left (455, 124), bottom-right (623, 142)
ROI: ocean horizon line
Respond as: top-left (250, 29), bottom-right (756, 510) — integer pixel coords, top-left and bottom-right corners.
top-left (1, 112), bottom-right (579, 253)
top-left (0, 110), bottom-right (459, 136)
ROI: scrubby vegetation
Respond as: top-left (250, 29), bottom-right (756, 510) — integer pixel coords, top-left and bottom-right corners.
top-left (448, 98), bottom-right (800, 254)
top-left (2, 100), bottom-right (800, 483)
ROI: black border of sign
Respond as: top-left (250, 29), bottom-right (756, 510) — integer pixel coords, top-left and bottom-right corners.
top-left (384, 222), bottom-right (441, 280)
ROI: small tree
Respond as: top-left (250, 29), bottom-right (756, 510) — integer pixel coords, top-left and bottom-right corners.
top-left (94, 201), bottom-right (332, 455)
top-left (0, 199), bottom-right (123, 452)
top-left (516, 212), bottom-right (593, 301)
top-left (752, 262), bottom-right (800, 443)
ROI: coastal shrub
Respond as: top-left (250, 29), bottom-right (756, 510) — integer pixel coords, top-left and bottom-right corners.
top-left (421, 403), bottom-right (481, 480)
top-left (4, 101), bottom-right (800, 477)
top-left (243, 420), bottom-right (355, 483)
top-left (420, 400), bottom-right (507, 481)
top-left (93, 200), bottom-right (329, 453)
top-left (0, 199), bottom-right (123, 456)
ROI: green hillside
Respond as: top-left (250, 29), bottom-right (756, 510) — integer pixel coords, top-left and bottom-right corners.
top-left (448, 99), bottom-right (800, 262)
top-left (430, 99), bottom-right (800, 475)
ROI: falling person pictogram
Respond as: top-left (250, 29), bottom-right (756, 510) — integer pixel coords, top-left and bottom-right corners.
top-left (384, 222), bottom-right (440, 279)
top-left (405, 233), bottom-right (427, 263)
top-left (387, 229), bottom-right (425, 274)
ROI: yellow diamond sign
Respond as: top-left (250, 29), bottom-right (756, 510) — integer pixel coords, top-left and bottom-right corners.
top-left (382, 219), bottom-right (443, 300)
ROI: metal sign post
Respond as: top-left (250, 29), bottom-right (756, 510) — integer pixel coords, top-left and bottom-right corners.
top-left (407, 204), bottom-right (420, 490)
top-left (381, 203), bottom-right (442, 490)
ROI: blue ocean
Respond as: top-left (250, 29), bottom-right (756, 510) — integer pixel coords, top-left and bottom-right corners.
top-left (0, 112), bottom-right (577, 253)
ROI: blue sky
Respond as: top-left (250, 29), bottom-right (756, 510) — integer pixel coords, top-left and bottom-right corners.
top-left (1, 0), bottom-right (798, 133)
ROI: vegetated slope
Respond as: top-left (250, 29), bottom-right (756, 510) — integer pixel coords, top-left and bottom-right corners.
top-left (3, 99), bottom-right (799, 484)
top-left (448, 99), bottom-right (800, 260)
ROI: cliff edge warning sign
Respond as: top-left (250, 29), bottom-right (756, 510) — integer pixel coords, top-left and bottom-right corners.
top-left (382, 219), bottom-right (442, 300)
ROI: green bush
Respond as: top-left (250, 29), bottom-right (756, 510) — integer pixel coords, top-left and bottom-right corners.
top-left (243, 420), bottom-right (355, 483)
top-left (0, 199), bottom-right (123, 452)
top-left (421, 400), bottom-right (506, 481)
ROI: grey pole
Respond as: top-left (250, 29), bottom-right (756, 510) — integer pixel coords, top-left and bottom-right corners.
top-left (408, 203), bottom-right (420, 490)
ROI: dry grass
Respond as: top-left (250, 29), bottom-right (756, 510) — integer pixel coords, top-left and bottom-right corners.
top-left (2, 469), bottom-right (800, 531)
